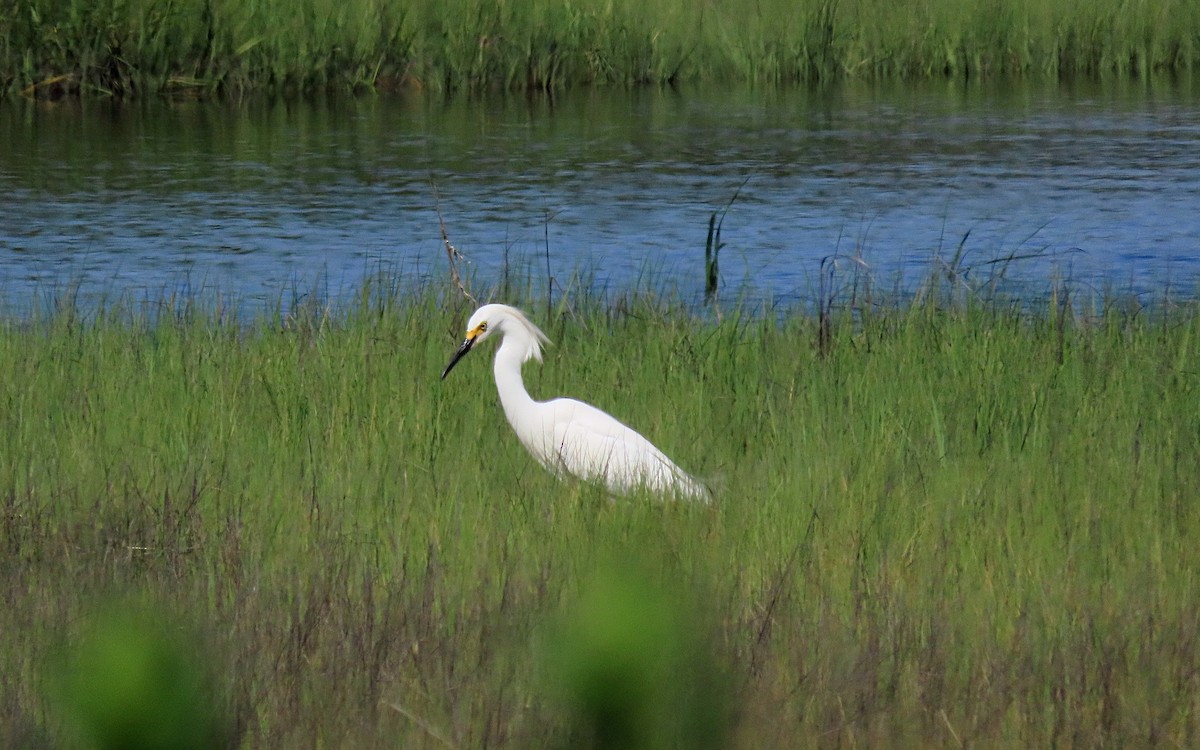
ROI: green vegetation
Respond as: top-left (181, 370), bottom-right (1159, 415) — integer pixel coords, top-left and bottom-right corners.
top-left (4, 0), bottom-right (1197, 98)
top-left (2, 280), bottom-right (1199, 746)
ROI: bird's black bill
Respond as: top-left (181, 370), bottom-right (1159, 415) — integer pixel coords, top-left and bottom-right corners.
top-left (440, 337), bottom-right (475, 379)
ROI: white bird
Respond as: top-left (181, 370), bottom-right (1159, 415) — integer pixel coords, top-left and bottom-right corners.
top-left (441, 304), bottom-right (711, 501)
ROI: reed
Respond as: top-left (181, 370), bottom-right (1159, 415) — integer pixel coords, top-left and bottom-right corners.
top-left (2, 279), bottom-right (1198, 746)
top-left (4, 0), bottom-right (1197, 98)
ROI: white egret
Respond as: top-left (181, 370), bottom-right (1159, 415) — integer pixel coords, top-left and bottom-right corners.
top-left (441, 304), bottom-right (711, 501)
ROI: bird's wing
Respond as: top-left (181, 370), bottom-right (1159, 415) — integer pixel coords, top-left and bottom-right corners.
top-left (542, 398), bottom-right (707, 498)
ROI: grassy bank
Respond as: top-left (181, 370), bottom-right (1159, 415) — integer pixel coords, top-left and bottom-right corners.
top-left (4, 0), bottom-right (1198, 98)
top-left (2, 283), bottom-right (1199, 746)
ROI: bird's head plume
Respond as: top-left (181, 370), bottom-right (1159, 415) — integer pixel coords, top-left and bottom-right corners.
top-left (441, 303), bottom-right (551, 379)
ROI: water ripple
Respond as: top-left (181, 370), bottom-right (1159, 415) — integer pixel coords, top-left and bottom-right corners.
top-left (2, 80), bottom-right (1199, 314)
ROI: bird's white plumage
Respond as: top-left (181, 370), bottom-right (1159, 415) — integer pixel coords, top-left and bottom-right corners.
top-left (442, 303), bottom-right (710, 501)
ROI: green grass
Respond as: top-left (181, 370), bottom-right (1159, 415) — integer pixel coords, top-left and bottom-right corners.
top-left (2, 280), bottom-right (1199, 746)
top-left (3, 0), bottom-right (1198, 98)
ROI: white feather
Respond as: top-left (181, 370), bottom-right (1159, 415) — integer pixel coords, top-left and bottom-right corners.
top-left (444, 304), bottom-right (711, 501)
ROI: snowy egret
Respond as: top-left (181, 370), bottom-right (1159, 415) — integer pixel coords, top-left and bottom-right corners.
top-left (441, 304), bottom-right (711, 501)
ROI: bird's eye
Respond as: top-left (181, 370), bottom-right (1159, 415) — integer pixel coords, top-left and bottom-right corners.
top-left (479, 321), bottom-right (488, 332)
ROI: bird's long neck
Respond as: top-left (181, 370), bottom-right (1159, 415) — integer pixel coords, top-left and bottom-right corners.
top-left (493, 336), bottom-right (540, 432)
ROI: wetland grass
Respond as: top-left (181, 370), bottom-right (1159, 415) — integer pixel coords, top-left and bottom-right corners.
top-left (5, 0), bottom-right (1198, 98)
top-left (2, 282), bottom-right (1199, 746)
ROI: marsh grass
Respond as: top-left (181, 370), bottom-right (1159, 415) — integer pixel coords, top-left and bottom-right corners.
top-left (2, 280), bottom-right (1200, 746)
top-left (4, 0), bottom-right (1198, 98)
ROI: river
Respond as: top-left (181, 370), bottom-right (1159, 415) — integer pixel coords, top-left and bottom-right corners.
top-left (2, 77), bottom-right (1198, 315)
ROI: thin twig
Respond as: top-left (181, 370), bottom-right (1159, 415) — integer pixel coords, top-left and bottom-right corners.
top-left (543, 207), bottom-right (562, 321)
top-left (383, 701), bottom-right (459, 749)
top-left (747, 512), bottom-right (815, 681)
top-left (939, 708), bottom-right (964, 748)
top-left (430, 180), bottom-right (475, 304)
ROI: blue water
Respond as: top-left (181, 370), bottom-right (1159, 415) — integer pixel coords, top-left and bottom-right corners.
top-left (2, 78), bottom-right (1199, 314)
